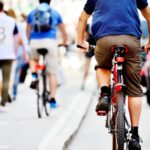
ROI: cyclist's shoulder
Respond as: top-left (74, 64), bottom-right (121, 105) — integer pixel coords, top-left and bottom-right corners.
top-left (27, 8), bottom-right (36, 17)
top-left (50, 7), bottom-right (61, 16)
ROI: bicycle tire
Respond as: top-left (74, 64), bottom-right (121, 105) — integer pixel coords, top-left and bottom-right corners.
top-left (112, 129), bottom-right (118, 150)
top-left (116, 91), bottom-right (125, 150)
top-left (112, 110), bottom-right (118, 150)
top-left (37, 75), bottom-right (45, 118)
top-left (44, 91), bottom-right (50, 116)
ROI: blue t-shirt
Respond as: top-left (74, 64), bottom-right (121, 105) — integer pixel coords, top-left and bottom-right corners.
top-left (27, 3), bottom-right (63, 39)
top-left (84, 0), bottom-right (148, 40)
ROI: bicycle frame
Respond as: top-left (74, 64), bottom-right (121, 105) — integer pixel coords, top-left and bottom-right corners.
top-left (36, 55), bottom-right (48, 97)
top-left (111, 46), bottom-right (127, 105)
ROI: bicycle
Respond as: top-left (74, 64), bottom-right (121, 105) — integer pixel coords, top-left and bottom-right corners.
top-left (88, 45), bottom-right (131, 150)
top-left (107, 45), bottom-right (130, 150)
top-left (35, 48), bottom-right (51, 118)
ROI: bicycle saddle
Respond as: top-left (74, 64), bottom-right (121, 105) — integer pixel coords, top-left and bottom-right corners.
top-left (111, 45), bottom-right (128, 54)
top-left (37, 48), bottom-right (48, 56)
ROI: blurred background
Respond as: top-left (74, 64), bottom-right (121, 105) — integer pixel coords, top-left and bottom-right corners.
top-left (0, 1), bottom-right (150, 150)
top-left (1, 0), bottom-right (149, 40)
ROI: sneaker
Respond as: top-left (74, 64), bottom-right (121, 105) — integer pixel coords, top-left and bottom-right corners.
top-left (129, 135), bottom-right (142, 150)
top-left (95, 93), bottom-right (110, 114)
top-left (30, 80), bottom-right (38, 89)
top-left (50, 102), bottom-right (57, 108)
top-left (49, 99), bottom-right (58, 109)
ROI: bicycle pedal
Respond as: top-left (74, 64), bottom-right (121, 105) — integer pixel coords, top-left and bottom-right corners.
top-left (96, 111), bottom-right (107, 116)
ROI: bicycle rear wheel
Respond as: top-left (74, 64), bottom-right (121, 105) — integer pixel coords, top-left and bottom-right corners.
top-left (116, 91), bottom-right (125, 150)
top-left (37, 75), bottom-right (45, 118)
top-left (112, 111), bottom-right (118, 150)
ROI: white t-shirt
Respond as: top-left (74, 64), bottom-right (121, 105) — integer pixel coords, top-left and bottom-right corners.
top-left (0, 12), bottom-right (17, 60)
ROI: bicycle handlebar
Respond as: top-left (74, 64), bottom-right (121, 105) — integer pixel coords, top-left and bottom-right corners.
top-left (76, 44), bottom-right (150, 62)
top-left (76, 44), bottom-right (96, 57)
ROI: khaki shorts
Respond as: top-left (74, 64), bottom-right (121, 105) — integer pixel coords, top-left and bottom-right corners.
top-left (95, 35), bottom-right (143, 97)
top-left (30, 39), bottom-right (58, 74)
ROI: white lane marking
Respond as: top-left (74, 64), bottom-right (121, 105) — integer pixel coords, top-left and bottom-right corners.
top-left (0, 145), bottom-right (11, 149)
top-left (38, 92), bottom-right (83, 150)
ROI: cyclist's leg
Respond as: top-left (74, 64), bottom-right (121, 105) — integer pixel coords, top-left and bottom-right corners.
top-left (128, 97), bottom-right (142, 126)
top-left (123, 35), bottom-right (143, 125)
top-left (29, 40), bottom-right (40, 89)
top-left (123, 35), bottom-right (142, 149)
top-left (95, 36), bottom-right (114, 112)
top-left (45, 39), bottom-right (58, 107)
top-left (96, 68), bottom-right (111, 88)
top-left (48, 73), bottom-right (57, 99)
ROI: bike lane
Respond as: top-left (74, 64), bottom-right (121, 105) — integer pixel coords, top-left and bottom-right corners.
top-left (0, 66), bottom-right (96, 150)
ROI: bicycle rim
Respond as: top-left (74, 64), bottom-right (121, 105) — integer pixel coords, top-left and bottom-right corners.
top-left (117, 91), bottom-right (125, 150)
top-left (37, 76), bottom-right (44, 118)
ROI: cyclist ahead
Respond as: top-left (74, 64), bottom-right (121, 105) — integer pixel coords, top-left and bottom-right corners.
top-left (76, 0), bottom-right (150, 149)
top-left (26, 0), bottom-right (67, 108)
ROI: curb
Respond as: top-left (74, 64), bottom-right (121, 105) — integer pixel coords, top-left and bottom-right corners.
top-left (38, 75), bottom-right (97, 150)
top-left (62, 90), bottom-right (96, 150)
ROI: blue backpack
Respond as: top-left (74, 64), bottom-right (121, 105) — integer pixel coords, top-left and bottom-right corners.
top-left (32, 7), bottom-right (52, 33)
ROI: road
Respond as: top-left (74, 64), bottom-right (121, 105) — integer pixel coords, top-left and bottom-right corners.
top-left (67, 94), bottom-right (150, 150)
top-left (0, 66), bottom-right (90, 150)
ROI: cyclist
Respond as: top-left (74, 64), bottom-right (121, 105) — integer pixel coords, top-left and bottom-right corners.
top-left (26, 0), bottom-right (67, 108)
top-left (76, 0), bottom-right (150, 149)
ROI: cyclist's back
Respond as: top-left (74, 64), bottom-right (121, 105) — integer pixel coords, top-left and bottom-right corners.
top-left (89, 0), bottom-right (145, 40)
top-left (26, 0), bottom-right (67, 108)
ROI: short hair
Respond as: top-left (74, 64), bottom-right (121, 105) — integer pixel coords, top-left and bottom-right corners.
top-left (0, 1), bottom-right (4, 11)
top-left (39, 0), bottom-right (51, 4)
top-left (7, 9), bottom-right (17, 19)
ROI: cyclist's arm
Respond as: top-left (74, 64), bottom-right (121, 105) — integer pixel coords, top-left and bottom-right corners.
top-left (140, 4), bottom-right (150, 50)
top-left (58, 23), bottom-right (67, 46)
top-left (76, 0), bottom-right (95, 51)
top-left (76, 10), bottom-right (91, 51)
top-left (26, 23), bottom-right (31, 40)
